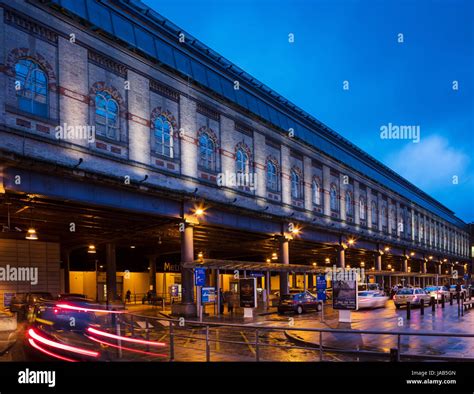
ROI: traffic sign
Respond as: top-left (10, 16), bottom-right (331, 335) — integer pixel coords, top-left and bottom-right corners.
top-left (195, 268), bottom-right (206, 286)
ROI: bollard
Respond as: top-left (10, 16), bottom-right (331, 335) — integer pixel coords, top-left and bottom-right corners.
top-left (390, 348), bottom-right (399, 362)
top-left (450, 293), bottom-right (453, 305)
top-left (420, 299), bottom-right (424, 315)
top-left (441, 294), bottom-right (445, 308)
top-left (431, 297), bottom-right (436, 312)
top-left (406, 302), bottom-right (411, 320)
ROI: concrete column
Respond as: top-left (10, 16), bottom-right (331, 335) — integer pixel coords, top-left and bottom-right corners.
top-left (106, 243), bottom-right (117, 303)
top-left (61, 249), bottom-right (71, 294)
top-left (292, 273), bottom-right (297, 288)
top-left (366, 186), bottom-right (372, 229)
top-left (307, 273), bottom-right (314, 289)
top-left (323, 165), bottom-right (331, 217)
top-left (148, 255), bottom-right (157, 292)
top-left (303, 157), bottom-right (312, 211)
top-left (181, 224), bottom-right (194, 303)
top-left (354, 180), bottom-right (360, 225)
top-left (438, 263), bottom-right (442, 275)
top-left (279, 237), bottom-right (290, 295)
top-left (375, 254), bottom-right (382, 271)
top-left (339, 174), bottom-right (346, 222)
top-left (422, 261), bottom-right (427, 274)
top-left (378, 192), bottom-right (383, 232)
top-left (403, 259), bottom-right (408, 273)
top-left (217, 269), bottom-right (221, 315)
top-left (338, 247), bottom-right (345, 269)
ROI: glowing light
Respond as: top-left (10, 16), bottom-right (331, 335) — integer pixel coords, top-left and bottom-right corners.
top-left (443, 259), bottom-right (447, 262)
top-left (198, 252), bottom-right (204, 259)
top-left (87, 336), bottom-right (167, 358)
top-left (130, 245), bottom-right (136, 249)
top-left (56, 303), bottom-right (126, 314)
top-left (360, 262), bottom-right (365, 267)
top-left (291, 227), bottom-right (300, 235)
top-left (348, 239), bottom-right (355, 245)
top-left (271, 252), bottom-right (278, 260)
top-left (195, 207), bottom-right (204, 216)
top-left (312, 262), bottom-right (317, 266)
top-left (266, 258), bottom-right (271, 263)
top-left (384, 247), bottom-right (390, 252)
top-left (87, 327), bottom-right (166, 347)
top-left (325, 258), bottom-right (330, 263)
top-left (28, 328), bottom-right (99, 358)
top-left (429, 256), bottom-right (433, 260)
top-left (410, 252), bottom-right (415, 256)
top-left (25, 228), bottom-right (38, 240)
top-left (387, 264), bottom-right (392, 269)
top-left (28, 338), bottom-right (77, 362)
top-left (87, 245), bottom-right (96, 254)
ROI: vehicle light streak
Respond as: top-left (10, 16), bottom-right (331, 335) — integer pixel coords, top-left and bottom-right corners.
top-left (56, 303), bottom-right (126, 314)
top-left (87, 327), bottom-right (166, 347)
top-left (28, 338), bottom-right (77, 362)
top-left (28, 328), bottom-right (100, 358)
top-left (86, 335), bottom-right (167, 358)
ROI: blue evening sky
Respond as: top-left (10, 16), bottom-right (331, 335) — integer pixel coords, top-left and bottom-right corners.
top-left (144, 0), bottom-right (474, 222)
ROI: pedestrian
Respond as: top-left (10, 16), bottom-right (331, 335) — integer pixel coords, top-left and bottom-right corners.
top-left (228, 292), bottom-right (235, 314)
top-left (125, 289), bottom-right (131, 304)
top-left (219, 288), bottom-right (224, 314)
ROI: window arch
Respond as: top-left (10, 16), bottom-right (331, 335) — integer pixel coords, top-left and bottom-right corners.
top-left (312, 179), bottom-right (322, 206)
top-left (95, 91), bottom-right (119, 140)
top-left (291, 169), bottom-right (302, 199)
top-left (15, 59), bottom-right (48, 117)
top-left (198, 132), bottom-right (216, 171)
top-left (390, 208), bottom-right (396, 230)
top-left (330, 185), bottom-right (338, 211)
top-left (371, 201), bottom-right (378, 225)
top-left (236, 148), bottom-right (249, 174)
top-left (345, 191), bottom-right (353, 216)
top-left (153, 115), bottom-right (174, 157)
top-left (266, 159), bottom-right (279, 191)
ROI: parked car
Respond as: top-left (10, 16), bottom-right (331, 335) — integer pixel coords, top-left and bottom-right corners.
top-left (424, 286), bottom-right (449, 301)
top-left (393, 288), bottom-right (431, 309)
top-left (357, 291), bottom-right (389, 309)
top-left (277, 290), bottom-right (321, 314)
top-left (57, 293), bottom-right (88, 301)
top-left (9, 292), bottom-right (54, 320)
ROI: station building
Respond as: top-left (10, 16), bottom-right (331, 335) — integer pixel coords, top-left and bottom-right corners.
top-left (0, 0), bottom-right (471, 315)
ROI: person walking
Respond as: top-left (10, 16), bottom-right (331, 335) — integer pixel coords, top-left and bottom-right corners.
top-left (125, 289), bottom-right (131, 304)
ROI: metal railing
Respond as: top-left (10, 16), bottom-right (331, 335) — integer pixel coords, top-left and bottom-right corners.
top-left (101, 311), bottom-right (474, 362)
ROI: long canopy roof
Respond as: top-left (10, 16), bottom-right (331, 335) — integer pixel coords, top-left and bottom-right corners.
top-left (40, 0), bottom-right (466, 229)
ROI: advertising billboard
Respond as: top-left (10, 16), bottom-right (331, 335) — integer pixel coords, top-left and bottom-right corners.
top-left (332, 280), bottom-right (358, 310)
top-left (239, 278), bottom-right (257, 308)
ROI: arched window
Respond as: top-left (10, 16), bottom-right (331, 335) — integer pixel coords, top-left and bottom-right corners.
top-left (291, 170), bottom-right (301, 199)
top-left (345, 191), bottom-right (352, 216)
top-left (371, 202), bottom-right (377, 225)
top-left (236, 149), bottom-right (249, 174)
top-left (198, 132), bottom-right (216, 171)
top-left (267, 160), bottom-right (279, 191)
top-left (359, 198), bottom-right (366, 220)
top-left (153, 115), bottom-right (173, 157)
top-left (312, 180), bottom-right (321, 206)
top-left (330, 185), bottom-right (338, 211)
top-left (95, 91), bottom-right (119, 140)
top-left (15, 59), bottom-right (48, 117)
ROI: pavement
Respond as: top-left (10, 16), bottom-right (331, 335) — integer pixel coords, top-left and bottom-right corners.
top-left (282, 301), bottom-right (474, 359)
top-left (125, 299), bottom-right (474, 360)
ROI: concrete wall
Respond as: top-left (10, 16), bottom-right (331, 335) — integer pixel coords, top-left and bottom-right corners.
top-left (0, 238), bottom-right (60, 309)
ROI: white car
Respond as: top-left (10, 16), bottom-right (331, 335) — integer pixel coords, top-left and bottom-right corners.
top-left (393, 287), bottom-right (431, 309)
top-left (424, 286), bottom-right (449, 300)
top-left (357, 291), bottom-right (388, 309)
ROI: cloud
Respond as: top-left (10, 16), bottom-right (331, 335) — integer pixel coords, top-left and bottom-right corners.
top-left (384, 134), bottom-right (470, 191)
